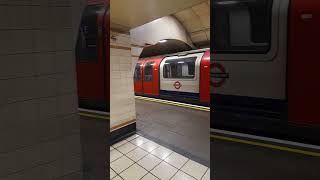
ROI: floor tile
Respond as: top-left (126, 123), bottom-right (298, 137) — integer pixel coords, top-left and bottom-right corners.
top-left (120, 164), bottom-right (147, 180)
top-left (181, 160), bottom-right (208, 180)
top-left (164, 152), bottom-right (189, 169)
top-left (110, 168), bottom-right (117, 179)
top-left (201, 169), bottom-right (210, 180)
top-left (111, 149), bottom-right (123, 162)
top-left (112, 176), bottom-right (123, 180)
top-left (126, 134), bottom-right (140, 141)
top-left (111, 156), bottom-right (134, 174)
top-left (113, 140), bottom-right (128, 148)
top-left (151, 146), bottom-right (173, 160)
top-left (117, 142), bottom-right (136, 154)
top-left (151, 161), bottom-right (178, 180)
top-left (126, 147), bottom-right (148, 162)
top-left (171, 170), bottom-right (197, 180)
top-left (130, 136), bottom-right (149, 146)
top-left (140, 141), bottom-right (159, 152)
top-left (141, 173), bottom-right (159, 180)
top-left (109, 134), bottom-right (211, 180)
top-left (137, 154), bottom-right (162, 171)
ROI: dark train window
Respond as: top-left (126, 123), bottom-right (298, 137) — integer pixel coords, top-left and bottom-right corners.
top-left (76, 6), bottom-right (101, 63)
top-left (163, 57), bottom-right (196, 79)
top-left (144, 62), bottom-right (154, 82)
top-left (134, 63), bottom-right (141, 81)
top-left (212, 0), bottom-right (273, 54)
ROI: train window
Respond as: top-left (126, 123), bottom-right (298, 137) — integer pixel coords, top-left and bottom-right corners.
top-left (76, 6), bottom-right (100, 63)
top-left (144, 62), bottom-right (154, 82)
top-left (212, 0), bottom-right (273, 54)
top-left (163, 57), bottom-right (196, 79)
top-left (134, 63), bottom-right (141, 81)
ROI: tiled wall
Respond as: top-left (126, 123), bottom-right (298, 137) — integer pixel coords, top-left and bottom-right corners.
top-left (0, 0), bottom-right (84, 179)
top-left (110, 31), bottom-right (136, 130)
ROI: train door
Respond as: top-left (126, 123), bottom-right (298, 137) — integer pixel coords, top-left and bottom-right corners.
top-left (142, 60), bottom-right (159, 96)
top-left (288, 0), bottom-right (320, 126)
top-left (76, 5), bottom-right (107, 111)
top-left (200, 50), bottom-right (210, 103)
top-left (159, 53), bottom-right (203, 100)
top-left (134, 62), bottom-right (143, 94)
top-left (211, 0), bottom-right (290, 124)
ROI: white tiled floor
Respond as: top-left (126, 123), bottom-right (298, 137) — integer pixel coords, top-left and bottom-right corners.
top-left (110, 134), bottom-right (210, 180)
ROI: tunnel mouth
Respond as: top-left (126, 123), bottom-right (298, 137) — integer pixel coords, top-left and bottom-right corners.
top-left (139, 39), bottom-right (194, 58)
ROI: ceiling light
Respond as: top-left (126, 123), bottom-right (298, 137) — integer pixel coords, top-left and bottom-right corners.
top-left (158, 39), bottom-right (168, 43)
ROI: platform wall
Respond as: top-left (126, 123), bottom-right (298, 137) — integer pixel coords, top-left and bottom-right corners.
top-left (110, 31), bottom-right (136, 132)
top-left (0, 0), bottom-right (84, 179)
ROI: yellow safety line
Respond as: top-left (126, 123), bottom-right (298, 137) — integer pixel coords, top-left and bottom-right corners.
top-left (211, 134), bottom-right (320, 157)
top-left (135, 96), bottom-right (210, 112)
top-left (79, 112), bottom-right (110, 120)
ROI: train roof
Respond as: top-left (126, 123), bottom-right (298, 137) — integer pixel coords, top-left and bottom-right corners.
top-left (139, 47), bottom-right (209, 60)
top-left (138, 39), bottom-right (209, 60)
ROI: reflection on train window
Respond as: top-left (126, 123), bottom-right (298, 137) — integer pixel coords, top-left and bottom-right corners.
top-left (144, 62), bottom-right (154, 82)
top-left (76, 6), bottom-right (99, 63)
top-left (163, 57), bottom-right (196, 79)
top-left (212, 0), bottom-right (273, 54)
top-left (134, 63), bottom-right (141, 81)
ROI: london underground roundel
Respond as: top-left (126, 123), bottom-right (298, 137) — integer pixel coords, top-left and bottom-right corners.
top-left (174, 81), bottom-right (182, 89)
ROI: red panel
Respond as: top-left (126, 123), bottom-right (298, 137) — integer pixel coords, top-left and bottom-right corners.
top-left (142, 57), bottom-right (162, 96)
top-left (200, 50), bottom-right (210, 103)
top-left (288, 0), bottom-right (320, 127)
top-left (76, 6), bottom-right (106, 100)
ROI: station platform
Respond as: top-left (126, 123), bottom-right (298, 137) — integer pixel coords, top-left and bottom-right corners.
top-left (211, 129), bottom-right (320, 180)
top-left (79, 109), bottom-right (109, 180)
top-left (110, 133), bottom-right (210, 180)
top-left (135, 96), bottom-right (210, 167)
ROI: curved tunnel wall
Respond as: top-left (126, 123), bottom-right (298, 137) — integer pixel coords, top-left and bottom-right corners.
top-left (130, 15), bottom-right (195, 79)
top-left (130, 16), bottom-right (194, 49)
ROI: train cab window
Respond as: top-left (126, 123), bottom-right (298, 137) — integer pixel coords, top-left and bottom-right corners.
top-left (163, 57), bottom-right (196, 79)
top-left (76, 6), bottom-right (101, 63)
top-left (134, 63), bottom-right (141, 81)
top-left (212, 0), bottom-right (273, 54)
top-left (144, 62), bottom-right (154, 82)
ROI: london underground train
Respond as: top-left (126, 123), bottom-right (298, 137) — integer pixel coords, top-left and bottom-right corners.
top-left (211, 0), bottom-right (320, 143)
top-left (76, 1), bottom-right (109, 112)
top-left (134, 43), bottom-right (210, 106)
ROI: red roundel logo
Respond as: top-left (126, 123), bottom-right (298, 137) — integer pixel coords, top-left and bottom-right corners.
top-left (211, 62), bottom-right (229, 88)
top-left (174, 81), bottom-right (182, 89)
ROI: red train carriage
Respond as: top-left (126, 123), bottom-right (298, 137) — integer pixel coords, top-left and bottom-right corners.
top-left (134, 48), bottom-right (210, 106)
top-left (211, 0), bottom-right (320, 144)
top-left (76, 3), bottom-right (109, 111)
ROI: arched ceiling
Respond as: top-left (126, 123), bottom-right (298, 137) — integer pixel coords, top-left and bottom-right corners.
top-left (110, 0), bottom-right (208, 33)
top-left (173, 0), bottom-right (210, 48)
